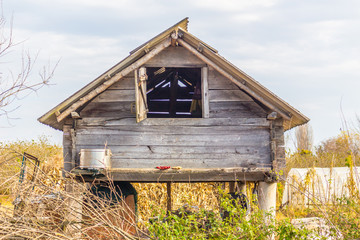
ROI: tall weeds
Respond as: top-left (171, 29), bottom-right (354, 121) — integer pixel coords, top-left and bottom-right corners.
top-left (281, 130), bottom-right (360, 239)
top-left (1, 134), bottom-right (360, 239)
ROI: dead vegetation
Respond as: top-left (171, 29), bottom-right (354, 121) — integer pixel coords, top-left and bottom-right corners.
top-left (0, 139), bottom-right (223, 239)
top-left (0, 133), bottom-right (360, 239)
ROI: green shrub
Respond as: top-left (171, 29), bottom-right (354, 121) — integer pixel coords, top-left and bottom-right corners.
top-left (148, 192), bottom-right (316, 240)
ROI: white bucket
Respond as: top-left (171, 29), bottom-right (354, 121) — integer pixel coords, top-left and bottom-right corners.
top-left (79, 149), bottom-right (112, 170)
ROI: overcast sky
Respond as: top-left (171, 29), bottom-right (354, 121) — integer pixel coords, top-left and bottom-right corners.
top-left (1, 0), bottom-right (359, 148)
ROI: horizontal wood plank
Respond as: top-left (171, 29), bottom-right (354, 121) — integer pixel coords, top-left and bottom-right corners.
top-left (75, 130), bottom-right (270, 147)
top-left (92, 89), bottom-right (135, 103)
top-left (110, 157), bottom-right (271, 169)
top-left (108, 77), bottom-right (134, 90)
top-left (148, 101), bottom-right (191, 113)
top-left (77, 117), bottom-right (270, 127)
top-left (75, 145), bottom-right (267, 155)
top-left (210, 102), bottom-right (267, 118)
top-left (208, 67), bottom-right (238, 90)
top-left (144, 46), bottom-right (204, 67)
top-left (209, 89), bottom-right (253, 102)
top-left (76, 124), bottom-right (270, 135)
top-left (75, 168), bottom-right (272, 182)
top-left (80, 102), bottom-right (135, 118)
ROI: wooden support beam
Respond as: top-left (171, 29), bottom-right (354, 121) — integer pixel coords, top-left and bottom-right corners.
top-left (177, 38), bottom-right (291, 121)
top-left (63, 125), bottom-right (73, 174)
top-left (229, 182), bottom-right (236, 192)
top-left (136, 67), bottom-right (148, 122)
top-left (71, 111), bottom-right (81, 119)
top-left (74, 167), bottom-right (272, 182)
top-left (171, 32), bottom-right (178, 47)
top-left (57, 37), bottom-right (172, 122)
top-left (270, 122), bottom-right (276, 170)
top-left (167, 182), bottom-right (172, 212)
top-left (201, 67), bottom-right (209, 118)
top-left (229, 181), bottom-right (246, 193)
top-left (169, 71), bottom-right (178, 117)
top-left (70, 128), bottom-right (77, 167)
top-left (267, 112), bottom-right (277, 120)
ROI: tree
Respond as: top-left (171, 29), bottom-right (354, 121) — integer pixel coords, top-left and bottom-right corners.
top-left (0, 6), bottom-right (56, 120)
top-left (295, 123), bottom-right (313, 152)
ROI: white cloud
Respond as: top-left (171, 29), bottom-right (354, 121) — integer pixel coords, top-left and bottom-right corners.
top-left (192, 0), bottom-right (279, 12)
top-left (300, 20), bottom-right (353, 46)
top-left (231, 13), bottom-right (263, 23)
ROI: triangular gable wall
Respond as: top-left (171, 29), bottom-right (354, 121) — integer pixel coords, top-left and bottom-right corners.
top-left (79, 45), bottom-right (268, 122)
top-left (38, 18), bottom-right (308, 131)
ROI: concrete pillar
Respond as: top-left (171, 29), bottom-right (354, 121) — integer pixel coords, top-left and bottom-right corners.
top-left (258, 182), bottom-right (277, 222)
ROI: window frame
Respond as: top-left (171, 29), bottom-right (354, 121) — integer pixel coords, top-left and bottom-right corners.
top-left (135, 66), bottom-right (209, 122)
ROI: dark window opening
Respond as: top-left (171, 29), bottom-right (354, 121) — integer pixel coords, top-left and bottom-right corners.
top-left (146, 67), bottom-right (202, 118)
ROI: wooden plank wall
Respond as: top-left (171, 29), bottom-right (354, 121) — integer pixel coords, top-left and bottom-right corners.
top-left (75, 118), bottom-right (271, 169)
top-left (74, 47), bottom-right (274, 174)
top-left (144, 46), bottom-right (205, 68)
top-left (207, 66), bottom-right (267, 119)
top-left (271, 118), bottom-right (285, 172)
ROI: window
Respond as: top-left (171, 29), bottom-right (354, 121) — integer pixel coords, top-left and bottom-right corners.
top-left (146, 67), bottom-right (201, 118)
top-left (135, 67), bottom-right (208, 122)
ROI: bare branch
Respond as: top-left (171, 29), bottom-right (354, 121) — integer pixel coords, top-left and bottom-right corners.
top-left (0, 6), bottom-right (58, 121)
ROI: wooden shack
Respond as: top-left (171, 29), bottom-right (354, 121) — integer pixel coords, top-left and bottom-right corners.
top-left (38, 18), bottom-right (309, 214)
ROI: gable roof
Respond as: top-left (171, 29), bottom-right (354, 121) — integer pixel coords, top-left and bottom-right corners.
top-left (38, 17), bottom-right (309, 131)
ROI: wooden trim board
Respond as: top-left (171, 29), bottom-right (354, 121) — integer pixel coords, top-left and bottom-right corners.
top-left (72, 167), bottom-right (273, 182)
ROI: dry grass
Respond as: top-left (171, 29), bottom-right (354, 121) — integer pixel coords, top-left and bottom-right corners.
top-left (133, 182), bottom-right (222, 225)
top-left (1, 134), bottom-right (360, 239)
top-left (0, 172), bottom-right (146, 239)
top-left (0, 136), bottom-right (63, 195)
top-left (0, 139), bottom-right (143, 239)
top-left (0, 138), bottom-right (225, 239)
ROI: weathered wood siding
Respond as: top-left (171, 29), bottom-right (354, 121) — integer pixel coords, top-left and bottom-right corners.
top-left (75, 118), bottom-right (271, 169)
top-left (144, 46), bottom-right (205, 68)
top-left (70, 46), bottom-right (277, 179)
top-left (271, 118), bottom-right (285, 171)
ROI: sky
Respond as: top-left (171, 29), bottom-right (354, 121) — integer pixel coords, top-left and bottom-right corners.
top-left (0, 0), bottom-right (359, 148)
